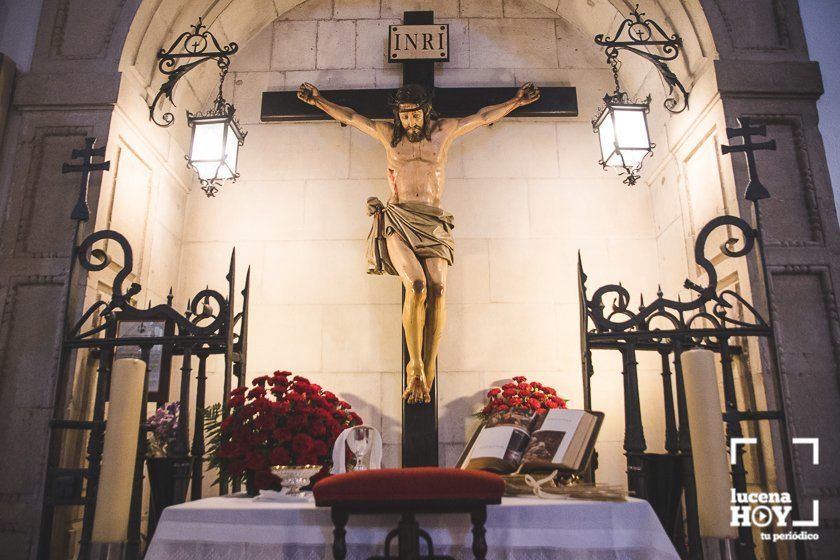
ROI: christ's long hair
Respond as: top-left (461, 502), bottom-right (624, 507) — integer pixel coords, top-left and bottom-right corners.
top-left (388, 84), bottom-right (437, 147)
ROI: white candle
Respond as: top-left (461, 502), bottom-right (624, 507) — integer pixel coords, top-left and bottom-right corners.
top-left (681, 348), bottom-right (737, 539)
top-left (91, 358), bottom-right (146, 543)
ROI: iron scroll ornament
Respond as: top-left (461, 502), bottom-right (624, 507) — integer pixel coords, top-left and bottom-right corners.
top-left (70, 229), bottom-right (229, 341)
top-left (585, 215), bottom-right (768, 336)
top-left (149, 18), bottom-right (239, 127)
top-left (594, 5), bottom-right (689, 114)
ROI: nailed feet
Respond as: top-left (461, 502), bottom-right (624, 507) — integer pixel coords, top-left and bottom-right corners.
top-left (403, 365), bottom-right (430, 404)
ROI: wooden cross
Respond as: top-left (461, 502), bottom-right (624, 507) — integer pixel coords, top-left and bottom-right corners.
top-left (261, 12), bottom-right (577, 122)
top-left (721, 117), bottom-right (777, 201)
top-left (61, 137), bottom-right (110, 222)
top-left (260, 11), bottom-right (578, 467)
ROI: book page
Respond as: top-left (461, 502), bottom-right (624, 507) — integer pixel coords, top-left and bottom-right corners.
top-left (465, 408), bottom-right (534, 467)
top-left (469, 426), bottom-right (516, 460)
top-left (522, 409), bottom-right (585, 466)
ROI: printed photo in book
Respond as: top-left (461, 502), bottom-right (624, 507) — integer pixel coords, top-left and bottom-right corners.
top-left (457, 408), bottom-right (604, 475)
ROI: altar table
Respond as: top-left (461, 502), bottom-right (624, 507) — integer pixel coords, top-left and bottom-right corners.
top-left (145, 494), bottom-right (679, 560)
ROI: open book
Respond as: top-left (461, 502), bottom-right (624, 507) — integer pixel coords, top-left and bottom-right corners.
top-left (457, 408), bottom-right (604, 474)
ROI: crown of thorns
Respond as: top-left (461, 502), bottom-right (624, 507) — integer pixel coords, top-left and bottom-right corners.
top-left (388, 84), bottom-right (433, 112)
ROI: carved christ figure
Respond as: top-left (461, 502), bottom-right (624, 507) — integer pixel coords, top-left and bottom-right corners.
top-left (298, 82), bottom-right (541, 403)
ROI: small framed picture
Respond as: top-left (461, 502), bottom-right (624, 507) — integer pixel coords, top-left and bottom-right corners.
top-left (114, 312), bottom-right (174, 402)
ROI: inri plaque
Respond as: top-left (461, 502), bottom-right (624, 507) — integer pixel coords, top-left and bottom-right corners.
top-left (389, 24), bottom-right (449, 62)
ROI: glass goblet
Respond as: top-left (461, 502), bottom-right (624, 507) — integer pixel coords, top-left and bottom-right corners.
top-left (347, 426), bottom-right (372, 471)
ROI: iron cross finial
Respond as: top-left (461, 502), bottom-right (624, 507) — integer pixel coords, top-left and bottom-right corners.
top-left (61, 137), bottom-right (110, 222)
top-left (721, 117), bottom-right (777, 202)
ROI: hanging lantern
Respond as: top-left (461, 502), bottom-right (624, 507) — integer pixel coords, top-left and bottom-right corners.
top-left (187, 109), bottom-right (245, 196)
top-left (591, 5), bottom-right (691, 187)
top-left (186, 66), bottom-right (246, 197)
top-left (592, 91), bottom-right (653, 186)
top-left (149, 18), bottom-right (246, 197)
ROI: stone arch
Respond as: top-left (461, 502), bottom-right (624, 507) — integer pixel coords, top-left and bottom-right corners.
top-left (113, 0), bottom-right (724, 112)
top-left (2, 1), bottom-right (838, 558)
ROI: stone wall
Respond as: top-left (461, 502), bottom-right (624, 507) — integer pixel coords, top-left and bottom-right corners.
top-left (0, 0), bottom-right (838, 558)
top-left (175, 0), bottom-right (670, 477)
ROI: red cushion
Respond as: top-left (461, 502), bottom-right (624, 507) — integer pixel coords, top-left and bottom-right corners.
top-left (313, 468), bottom-right (504, 506)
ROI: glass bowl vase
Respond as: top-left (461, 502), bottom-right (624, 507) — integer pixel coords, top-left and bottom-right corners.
top-left (270, 465), bottom-right (322, 496)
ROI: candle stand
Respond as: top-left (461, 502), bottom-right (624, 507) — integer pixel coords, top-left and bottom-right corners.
top-left (578, 118), bottom-right (801, 560)
top-left (38, 139), bottom-right (252, 559)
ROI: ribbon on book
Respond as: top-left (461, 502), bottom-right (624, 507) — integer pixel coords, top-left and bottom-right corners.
top-left (508, 471), bottom-right (627, 501)
top-left (523, 471), bottom-right (562, 498)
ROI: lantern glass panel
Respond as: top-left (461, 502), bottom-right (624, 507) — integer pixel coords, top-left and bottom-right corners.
top-left (192, 161), bottom-right (223, 181)
top-left (597, 112), bottom-right (616, 163)
top-left (613, 107), bottom-right (650, 150)
top-left (223, 122), bottom-right (240, 178)
top-left (191, 121), bottom-right (225, 162)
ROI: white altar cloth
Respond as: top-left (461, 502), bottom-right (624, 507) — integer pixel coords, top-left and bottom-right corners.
top-left (145, 494), bottom-right (679, 560)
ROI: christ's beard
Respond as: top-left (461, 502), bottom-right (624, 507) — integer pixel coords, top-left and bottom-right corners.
top-left (406, 126), bottom-right (423, 142)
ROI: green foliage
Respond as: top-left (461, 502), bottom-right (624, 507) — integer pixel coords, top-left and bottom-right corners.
top-left (201, 403), bottom-right (243, 487)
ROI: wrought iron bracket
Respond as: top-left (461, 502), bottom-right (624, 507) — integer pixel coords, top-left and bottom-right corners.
top-left (594, 4), bottom-right (689, 113)
top-left (149, 18), bottom-right (239, 127)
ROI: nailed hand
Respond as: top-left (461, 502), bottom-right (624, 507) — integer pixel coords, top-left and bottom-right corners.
top-left (516, 82), bottom-right (540, 106)
top-left (297, 82), bottom-right (320, 105)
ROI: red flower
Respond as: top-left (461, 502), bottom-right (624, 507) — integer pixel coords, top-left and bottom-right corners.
top-left (480, 376), bottom-right (566, 419)
top-left (215, 371), bottom-right (364, 480)
top-left (218, 442), bottom-right (237, 458)
top-left (272, 428), bottom-right (292, 443)
top-left (248, 386), bottom-right (267, 399)
top-left (254, 413), bottom-right (275, 430)
top-left (297, 453), bottom-right (318, 466)
top-left (270, 447), bottom-right (291, 466)
top-left (245, 451), bottom-right (267, 471)
top-left (312, 440), bottom-right (328, 457)
top-left (292, 433), bottom-right (314, 454)
top-left (292, 378), bottom-right (311, 392)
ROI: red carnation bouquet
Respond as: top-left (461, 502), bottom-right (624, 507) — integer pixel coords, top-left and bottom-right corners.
top-left (478, 376), bottom-right (568, 419)
top-left (212, 370), bottom-right (362, 491)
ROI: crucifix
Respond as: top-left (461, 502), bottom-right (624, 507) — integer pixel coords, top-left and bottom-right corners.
top-left (262, 11), bottom-right (578, 467)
